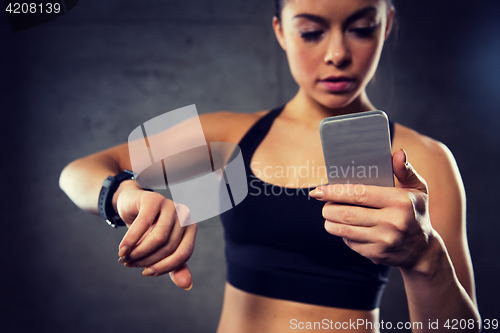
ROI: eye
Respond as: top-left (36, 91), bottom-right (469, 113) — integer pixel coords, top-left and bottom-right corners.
top-left (300, 31), bottom-right (324, 42)
top-left (349, 26), bottom-right (377, 38)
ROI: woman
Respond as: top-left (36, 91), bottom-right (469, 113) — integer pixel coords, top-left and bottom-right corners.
top-left (59, 0), bottom-right (480, 331)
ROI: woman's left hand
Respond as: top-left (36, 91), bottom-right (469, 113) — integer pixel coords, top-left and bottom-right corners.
top-left (309, 149), bottom-right (435, 269)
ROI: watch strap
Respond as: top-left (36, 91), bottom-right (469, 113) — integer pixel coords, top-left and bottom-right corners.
top-left (98, 170), bottom-right (135, 228)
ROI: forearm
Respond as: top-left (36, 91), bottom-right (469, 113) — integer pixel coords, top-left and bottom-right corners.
top-left (59, 154), bottom-right (124, 215)
top-left (400, 231), bottom-right (480, 333)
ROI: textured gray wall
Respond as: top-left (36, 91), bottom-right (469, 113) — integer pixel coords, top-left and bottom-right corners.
top-left (1, 1), bottom-right (499, 332)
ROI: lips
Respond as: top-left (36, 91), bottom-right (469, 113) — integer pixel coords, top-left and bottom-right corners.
top-left (319, 76), bottom-right (355, 93)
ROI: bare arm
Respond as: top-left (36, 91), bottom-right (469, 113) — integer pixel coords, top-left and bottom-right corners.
top-left (58, 111), bottom-right (250, 289)
top-left (59, 143), bottom-right (133, 215)
top-left (397, 140), bottom-right (479, 332)
top-left (311, 142), bottom-right (480, 332)
top-left (59, 142), bottom-right (196, 287)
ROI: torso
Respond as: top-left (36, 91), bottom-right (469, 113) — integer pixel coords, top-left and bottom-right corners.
top-left (218, 283), bottom-right (379, 333)
top-left (199, 105), bottom-right (435, 333)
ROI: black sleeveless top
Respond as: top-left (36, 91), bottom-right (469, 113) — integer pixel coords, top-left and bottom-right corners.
top-left (220, 106), bottom-right (393, 310)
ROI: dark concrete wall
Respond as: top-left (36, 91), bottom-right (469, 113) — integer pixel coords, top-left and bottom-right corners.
top-left (1, 1), bottom-right (499, 332)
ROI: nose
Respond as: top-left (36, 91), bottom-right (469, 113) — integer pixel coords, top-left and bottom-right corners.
top-left (324, 31), bottom-right (351, 68)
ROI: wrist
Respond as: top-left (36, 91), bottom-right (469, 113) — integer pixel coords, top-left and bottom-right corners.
top-left (112, 179), bottom-right (142, 214)
top-left (400, 230), bottom-right (447, 279)
top-left (98, 170), bottom-right (137, 228)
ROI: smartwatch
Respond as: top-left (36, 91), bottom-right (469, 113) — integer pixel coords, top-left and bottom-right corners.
top-left (98, 170), bottom-right (135, 228)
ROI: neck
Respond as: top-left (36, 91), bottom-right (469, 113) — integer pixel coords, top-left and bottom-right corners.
top-left (282, 89), bottom-right (376, 126)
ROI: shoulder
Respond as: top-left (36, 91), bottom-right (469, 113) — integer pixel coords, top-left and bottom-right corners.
top-left (392, 123), bottom-right (466, 227)
top-left (199, 110), bottom-right (270, 144)
top-left (392, 123), bottom-right (461, 182)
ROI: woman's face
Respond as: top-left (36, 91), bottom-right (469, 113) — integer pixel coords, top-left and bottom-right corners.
top-left (274, 0), bottom-right (394, 109)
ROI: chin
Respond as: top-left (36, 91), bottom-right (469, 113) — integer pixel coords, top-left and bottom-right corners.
top-left (314, 92), bottom-right (360, 111)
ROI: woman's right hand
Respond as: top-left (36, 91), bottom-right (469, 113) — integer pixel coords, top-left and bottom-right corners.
top-left (115, 181), bottom-right (197, 290)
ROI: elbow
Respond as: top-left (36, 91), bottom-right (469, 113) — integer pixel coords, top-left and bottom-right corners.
top-left (59, 159), bottom-right (79, 195)
top-left (59, 161), bottom-right (72, 194)
top-left (58, 158), bottom-right (99, 214)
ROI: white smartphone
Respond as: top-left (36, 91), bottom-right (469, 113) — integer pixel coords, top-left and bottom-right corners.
top-left (319, 110), bottom-right (394, 187)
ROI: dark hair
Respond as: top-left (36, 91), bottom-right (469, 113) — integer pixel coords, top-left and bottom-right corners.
top-left (274, 0), bottom-right (394, 22)
top-left (274, 0), bottom-right (285, 21)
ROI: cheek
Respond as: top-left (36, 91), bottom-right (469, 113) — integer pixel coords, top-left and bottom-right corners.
top-left (287, 45), bottom-right (322, 84)
top-left (351, 40), bottom-right (384, 78)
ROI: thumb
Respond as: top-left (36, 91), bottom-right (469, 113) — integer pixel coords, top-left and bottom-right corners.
top-left (169, 263), bottom-right (193, 290)
top-left (393, 149), bottom-right (428, 194)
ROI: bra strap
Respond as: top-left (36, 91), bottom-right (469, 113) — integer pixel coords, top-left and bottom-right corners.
top-left (238, 106), bottom-right (285, 165)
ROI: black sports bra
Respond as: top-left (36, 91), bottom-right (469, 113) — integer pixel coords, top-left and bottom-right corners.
top-left (220, 106), bottom-right (393, 310)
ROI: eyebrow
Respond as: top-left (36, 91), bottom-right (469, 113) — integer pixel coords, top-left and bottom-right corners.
top-left (293, 6), bottom-right (378, 28)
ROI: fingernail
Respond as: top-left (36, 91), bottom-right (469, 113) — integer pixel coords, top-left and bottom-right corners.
top-left (118, 246), bottom-right (129, 257)
top-left (118, 257), bottom-right (129, 264)
top-left (143, 267), bottom-right (156, 277)
top-left (309, 187), bottom-right (324, 198)
top-left (400, 149), bottom-right (409, 168)
top-left (183, 283), bottom-right (193, 291)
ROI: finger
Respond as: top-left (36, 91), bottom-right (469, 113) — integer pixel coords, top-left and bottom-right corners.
top-left (142, 223), bottom-right (197, 277)
top-left (310, 183), bottom-right (395, 208)
top-left (127, 225), bottom-right (185, 267)
top-left (393, 149), bottom-right (428, 194)
top-left (169, 263), bottom-right (193, 290)
top-left (340, 241), bottom-right (383, 265)
top-left (322, 202), bottom-right (382, 227)
top-left (118, 196), bottom-right (164, 256)
top-left (174, 202), bottom-right (195, 227)
top-left (324, 220), bottom-right (374, 243)
top-left (126, 201), bottom-right (181, 262)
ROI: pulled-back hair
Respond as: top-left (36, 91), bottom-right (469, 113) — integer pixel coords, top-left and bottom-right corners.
top-left (274, 0), bottom-right (394, 21)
